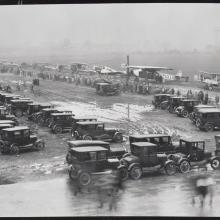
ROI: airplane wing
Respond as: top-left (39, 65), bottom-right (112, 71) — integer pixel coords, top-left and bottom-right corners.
top-left (125, 65), bottom-right (173, 71)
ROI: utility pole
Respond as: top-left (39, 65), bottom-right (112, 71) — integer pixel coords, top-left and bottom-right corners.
top-left (126, 55), bottom-right (130, 86)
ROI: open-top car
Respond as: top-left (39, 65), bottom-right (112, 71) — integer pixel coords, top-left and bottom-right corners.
top-left (68, 146), bottom-right (128, 186)
top-left (189, 104), bottom-right (216, 124)
top-left (10, 99), bottom-right (33, 117)
top-left (119, 142), bottom-right (177, 179)
top-left (0, 126), bottom-right (45, 154)
top-left (96, 82), bottom-right (121, 96)
top-left (175, 99), bottom-right (200, 118)
top-left (168, 138), bottom-right (220, 171)
top-left (73, 121), bottom-right (123, 142)
top-left (168, 96), bottom-right (186, 113)
top-left (129, 134), bottom-right (179, 153)
top-left (195, 108), bottom-right (220, 132)
top-left (49, 112), bottom-right (75, 133)
top-left (66, 140), bottom-right (127, 164)
top-left (0, 106), bottom-right (18, 124)
top-left (152, 94), bottom-right (173, 109)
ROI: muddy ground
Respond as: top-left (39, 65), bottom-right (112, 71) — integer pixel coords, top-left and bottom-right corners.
top-left (1, 73), bottom-right (220, 216)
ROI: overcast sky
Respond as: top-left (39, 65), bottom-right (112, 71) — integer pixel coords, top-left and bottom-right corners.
top-left (0, 3), bottom-right (220, 51)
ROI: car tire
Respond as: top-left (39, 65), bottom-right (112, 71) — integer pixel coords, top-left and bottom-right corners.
top-left (10, 144), bottom-right (19, 155)
top-left (114, 133), bottom-right (123, 143)
top-left (164, 162), bottom-right (176, 175)
top-left (195, 119), bottom-right (201, 128)
top-left (68, 166), bottom-right (78, 180)
top-left (83, 135), bottom-right (93, 140)
top-left (182, 110), bottom-right (189, 118)
top-left (129, 165), bottom-right (143, 180)
top-left (210, 158), bottom-right (220, 169)
top-left (66, 152), bottom-right (73, 164)
top-left (15, 109), bottom-right (23, 117)
top-left (118, 167), bottom-right (128, 181)
top-left (35, 142), bottom-right (45, 150)
top-left (53, 125), bottom-right (63, 134)
top-left (179, 160), bottom-right (191, 173)
top-left (78, 171), bottom-right (91, 186)
top-left (204, 123), bottom-right (214, 132)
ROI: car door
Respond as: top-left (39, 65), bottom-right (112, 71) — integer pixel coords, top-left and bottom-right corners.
top-left (147, 146), bottom-right (158, 167)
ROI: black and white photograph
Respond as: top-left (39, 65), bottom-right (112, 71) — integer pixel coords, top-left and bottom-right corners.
top-left (0, 2), bottom-right (220, 217)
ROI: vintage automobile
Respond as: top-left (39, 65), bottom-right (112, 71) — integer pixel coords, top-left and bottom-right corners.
top-left (175, 99), bottom-right (200, 118)
top-left (70, 116), bottom-right (97, 135)
top-left (168, 138), bottom-right (220, 171)
top-left (66, 140), bottom-right (127, 164)
top-left (10, 99), bottom-right (33, 117)
top-left (195, 108), bottom-right (220, 131)
top-left (73, 121), bottom-right (123, 142)
top-left (168, 96), bottom-right (186, 113)
top-left (189, 104), bottom-right (216, 124)
top-left (0, 120), bottom-right (17, 127)
top-left (0, 126), bottom-right (45, 154)
top-left (129, 134), bottom-right (179, 153)
top-left (2, 94), bottom-right (21, 104)
top-left (49, 112), bottom-right (75, 133)
top-left (0, 106), bottom-right (18, 124)
top-left (68, 146), bottom-right (128, 186)
top-left (95, 82), bottom-right (121, 96)
top-left (152, 94), bottom-right (173, 109)
top-left (37, 108), bottom-right (71, 126)
top-left (119, 142), bottom-right (177, 179)
top-left (0, 124), bottom-right (13, 138)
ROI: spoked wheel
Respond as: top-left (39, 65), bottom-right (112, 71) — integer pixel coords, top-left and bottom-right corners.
top-left (204, 123), bottom-right (214, 132)
top-left (182, 110), bottom-right (189, 118)
top-left (118, 167), bottom-right (128, 181)
top-left (78, 171), bottom-right (91, 186)
top-left (211, 158), bottom-right (220, 169)
top-left (53, 126), bottom-right (63, 134)
top-left (179, 160), bottom-right (191, 173)
top-left (114, 133), bottom-right (123, 143)
top-left (129, 165), bottom-right (143, 180)
top-left (83, 135), bottom-right (93, 140)
top-left (35, 142), bottom-right (45, 151)
top-left (10, 144), bottom-right (19, 155)
top-left (69, 166), bottom-right (78, 180)
top-left (164, 162), bottom-right (176, 175)
top-left (196, 119), bottom-right (201, 128)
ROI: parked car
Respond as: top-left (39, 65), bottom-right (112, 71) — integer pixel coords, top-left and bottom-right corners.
top-left (0, 126), bottom-right (45, 154)
top-left (0, 120), bottom-right (17, 127)
top-left (10, 99), bottom-right (33, 117)
top-left (0, 106), bottom-right (18, 124)
top-left (68, 146), bottom-right (128, 186)
top-left (168, 96), bottom-right (186, 113)
top-left (66, 140), bottom-right (127, 164)
top-left (96, 82), bottom-right (121, 96)
top-left (0, 124), bottom-right (13, 138)
top-left (152, 94), bottom-right (173, 109)
top-left (119, 142), bottom-right (177, 179)
top-left (129, 134), bottom-right (179, 153)
top-left (70, 116), bottom-right (97, 136)
top-left (73, 121), bottom-right (123, 142)
top-left (0, 93), bottom-right (21, 105)
top-left (168, 138), bottom-right (220, 171)
top-left (49, 112), bottom-right (75, 133)
top-left (175, 99), bottom-right (200, 118)
top-left (189, 104), bottom-right (216, 124)
top-left (195, 108), bottom-right (220, 131)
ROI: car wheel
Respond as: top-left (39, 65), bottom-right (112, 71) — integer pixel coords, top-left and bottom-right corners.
top-left (53, 126), bottom-right (63, 134)
top-left (179, 160), bottom-right (190, 173)
top-left (38, 117), bottom-right (44, 126)
top-left (118, 167), bottom-right (128, 181)
top-left (10, 144), bottom-right (19, 155)
top-left (114, 133), bottom-right (123, 143)
top-left (35, 142), bottom-right (45, 150)
top-left (211, 158), bottom-right (220, 169)
top-left (68, 166), bottom-right (78, 180)
top-left (83, 135), bottom-right (93, 140)
top-left (204, 123), bottom-right (214, 132)
top-left (164, 162), bottom-right (176, 175)
top-left (196, 119), bottom-right (201, 128)
top-left (129, 165), bottom-right (143, 180)
top-left (78, 171), bottom-right (91, 186)
top-left (15, 109), bottom-right (23, 117)
top-left (0, 142), bottom-right (6, 154)
top-left (182, 110), bottom-right (189, 118)
top-left (66, 152), bottom-right (73, 164)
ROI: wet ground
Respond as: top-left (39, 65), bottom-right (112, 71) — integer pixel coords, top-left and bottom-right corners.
top-left (0, 74), bottom-right (220, 216)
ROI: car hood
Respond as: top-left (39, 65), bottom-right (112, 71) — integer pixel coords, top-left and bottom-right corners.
top-left (105, 128), bottom-right (118, 132)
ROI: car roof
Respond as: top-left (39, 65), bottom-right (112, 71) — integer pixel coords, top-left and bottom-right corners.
top-left (130, 134), bottom-right (170, 139)
top-left (194, 104), bottom-right (215, 108)
top-left (198, 108), bottom-right (220, 114)
top-left (51, 113), bottom-right (74, 116)
top-left (76, 121), bottom-right (104, 125)
top-left (68, 140), bottom-right (109, 147)
top-left (39, 103), bottom-right (53, 107)
top-left (154, 94), bottom-right (172, 96)
top-left (28, 103), bottom-right (40, 106)
top-left (131, 142), bottom-right (157, 147)
top-left (182, 99), bottom-right (199, 102)
top-left (96, 82), bottom-right (110, 85)
top-left (42, 108), bottom-right (58, 111)
top-left (0, 106), bottom-right (6, 109)
top-left (0, 120), bottom-right (15, 124)
top-left (11, 99), bottom-right (32, 102)
top-left (73, 116), bottom-right (97, 120)
top-left (171, 96), bottom-right (185, 99)
top-left (2, 126), bottom-right (29, 131)
top-left (71, 146), bottom-right (108, 152)
top-left (0, 124), bottom-right (13, 127)
top-left (180, 138), bottom-right (205, 143)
